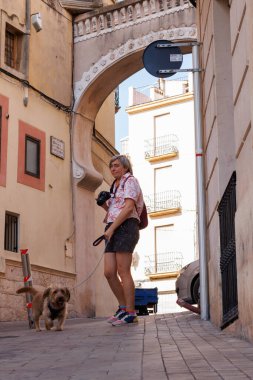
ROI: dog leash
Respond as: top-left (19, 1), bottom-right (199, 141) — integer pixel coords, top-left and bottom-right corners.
top-left (71, 235), bottom-right (106, 290)
top-left (92, 234), bottom-right (105, 246)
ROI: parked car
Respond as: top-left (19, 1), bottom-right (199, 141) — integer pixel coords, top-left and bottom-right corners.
top-left (175, 259), bottom-right (200, 305)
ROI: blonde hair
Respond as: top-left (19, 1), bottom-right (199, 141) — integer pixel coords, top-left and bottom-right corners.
top-left (109, 155), bottom-right (133, 175)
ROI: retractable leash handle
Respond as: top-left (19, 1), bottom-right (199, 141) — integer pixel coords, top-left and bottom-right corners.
top-left (93, 235), bottom-right (106, 246)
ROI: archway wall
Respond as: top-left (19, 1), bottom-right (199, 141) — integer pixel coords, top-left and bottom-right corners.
top-left (71, 0), bottom-right (197, 317)
top-left (73, 0), bottom-right (197, 119)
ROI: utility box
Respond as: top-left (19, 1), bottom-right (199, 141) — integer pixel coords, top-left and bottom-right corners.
top-left (135, 287), bottom-right (158, 315)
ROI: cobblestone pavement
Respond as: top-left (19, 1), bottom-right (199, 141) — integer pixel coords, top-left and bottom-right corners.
top-left (1, 311), bottom-right (253, 380)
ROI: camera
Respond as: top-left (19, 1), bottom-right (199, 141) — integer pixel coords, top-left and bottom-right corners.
top-left (96, 191), bottom-right (111, 206)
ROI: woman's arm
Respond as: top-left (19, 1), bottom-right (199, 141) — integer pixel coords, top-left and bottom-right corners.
top-left (104, 198), bottom-right (135, 241)
top-left (100, 203), bottom-right (109, 212)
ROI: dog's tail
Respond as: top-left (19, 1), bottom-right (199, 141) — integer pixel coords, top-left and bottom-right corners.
top-left (16, 286), bottom-right (38, 296)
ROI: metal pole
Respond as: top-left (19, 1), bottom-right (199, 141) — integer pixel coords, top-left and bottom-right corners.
top-left (192, 44), bottom-right (209, 320)
top-left (24, 0), bottom-right (31, 80)
top-left (20, 249), bottom-right (34, 328)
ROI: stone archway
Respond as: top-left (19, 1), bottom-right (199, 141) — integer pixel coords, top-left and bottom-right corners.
top-left (71, 0), bottom-right (196, 316)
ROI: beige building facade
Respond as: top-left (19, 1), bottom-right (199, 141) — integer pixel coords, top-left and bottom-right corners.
top-left (0, 0), bottom-right (198, 321)
top-left (0, 0), bottom-right (74, 320)
top-left (3, 0), bottom-right (253, 346)
top-left (0, 0), bottom-right (117, 321)
top-left (197, 0), bottom-right (253, 342)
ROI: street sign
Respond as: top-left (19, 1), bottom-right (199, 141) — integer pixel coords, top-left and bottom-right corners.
top-left (142, 40), bottom-right (183, 78)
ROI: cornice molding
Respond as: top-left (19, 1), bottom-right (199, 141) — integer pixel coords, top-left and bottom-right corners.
top-left (74, 0), bottom-right (193, 42)
top-left (126, 92), bottom-right (194, 114)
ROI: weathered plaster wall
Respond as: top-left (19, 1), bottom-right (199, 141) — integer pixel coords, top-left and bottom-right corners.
top-left (198, 0), bottom-right (253, 342)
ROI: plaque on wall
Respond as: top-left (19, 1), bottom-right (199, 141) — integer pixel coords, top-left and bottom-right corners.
top-left (50, 136), bottom-right (65, 159)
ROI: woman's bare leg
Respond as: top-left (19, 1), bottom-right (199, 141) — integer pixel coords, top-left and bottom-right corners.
top-left (116, 252), bottom-right (135, 312)
top-left (104, 252), bottom-right (125, 306)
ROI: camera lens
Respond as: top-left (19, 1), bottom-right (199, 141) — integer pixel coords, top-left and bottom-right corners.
top-left (96, 191), bottom-right (111, 206)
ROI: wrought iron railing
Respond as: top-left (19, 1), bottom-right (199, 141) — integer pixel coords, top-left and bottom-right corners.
top-left (132, 76), bottom-right (190, 107)
top-left (145, 134), bottom-right (178, 159)
top-left (145, 190), bottom-right (181, 213)
top-left (114, 86), bottom-right (120, 112)
top-left (120, 137), bottom-right (129, 156)
top-left (4, 213), bottom-right (18, 252)
top-left (144, 252), bottom-right (183, 274)
top-left (218, 171), bottom-right (238, 329)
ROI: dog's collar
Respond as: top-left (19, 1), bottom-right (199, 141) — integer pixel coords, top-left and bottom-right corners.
top-left (48, 302), bottom-right (64, 320)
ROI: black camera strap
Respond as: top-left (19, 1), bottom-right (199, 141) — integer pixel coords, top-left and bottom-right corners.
top-left (110, 175), bottom-right (133, 197)
top-left (110, 179), bottom-right (117, 197)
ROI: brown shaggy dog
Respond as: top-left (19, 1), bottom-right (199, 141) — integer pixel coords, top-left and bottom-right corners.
top-left (16, 286), bottom-right (70, 332)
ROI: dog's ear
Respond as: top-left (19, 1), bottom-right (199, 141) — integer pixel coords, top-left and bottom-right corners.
top-left (43, 287), bottom-right (51, 299)
top-left (64, 287), bottom-right (70, 302)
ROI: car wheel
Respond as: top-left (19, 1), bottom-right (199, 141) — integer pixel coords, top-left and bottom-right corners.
top-left (192, 276), bottom-right (200, 304)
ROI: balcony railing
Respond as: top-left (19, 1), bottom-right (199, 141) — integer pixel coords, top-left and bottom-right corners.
top-left (145, 252), bottom-right (183, 275)
top-left (145, 190), bottom-right (181, 214)
top-left (131, 76), bottom-right (191, 107)
top-left (120, 136), bottom-right (129, 156)
top-left (115, 86), bottom-right (120, 113)
top-left (145, 134), bottom-right (178, 159)
top-left (60, 0), bottom-right (102, 14)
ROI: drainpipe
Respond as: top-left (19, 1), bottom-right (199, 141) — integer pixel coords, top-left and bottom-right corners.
top-left (24, 0), bottom-right (31, 79)
top-left (22, 0), bottom-right (30, 106)
top-left (192, 44), bottom-right (209, 320)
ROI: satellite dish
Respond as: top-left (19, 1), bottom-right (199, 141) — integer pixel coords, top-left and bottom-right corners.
top-left (143, 40), bottom-right (183, 78)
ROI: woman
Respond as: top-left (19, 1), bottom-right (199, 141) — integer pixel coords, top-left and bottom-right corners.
top-left (98, 155), bottom-right (144, 326)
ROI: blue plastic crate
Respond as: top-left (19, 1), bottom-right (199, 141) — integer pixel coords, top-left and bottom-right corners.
top-left (135, 288), bottom-right (158, 315)
top-left (135, 287), bottom-right (158, 306)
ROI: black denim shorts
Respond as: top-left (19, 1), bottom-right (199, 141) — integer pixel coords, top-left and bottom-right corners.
top-left (104, 218), bottom-right (140, 253)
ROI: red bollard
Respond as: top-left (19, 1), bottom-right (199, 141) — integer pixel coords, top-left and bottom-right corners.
top-left (20, 249), bottom-right (34, 328)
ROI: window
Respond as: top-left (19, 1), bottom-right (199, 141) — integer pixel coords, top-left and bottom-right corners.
top-left (155, 165), bottom-right (172, 193)
top-left (155, 225), bottom-right (183, 272)
top-left (17, 121), bottom-right (45, 191)
top-left (218, 172), bottom-right (238, 328)
top-left (4, 212), bottom-right (19, 253)
top-left (4, 24), bottom-right (22, 71)
top-left (5, 29), bottom-right (15, 67)
top-left (25, 136), bottom-right (40, 178)
top-left (154, 113), bottom-right (170, 140)
top-left (156, 225), bottom-right (174, 254)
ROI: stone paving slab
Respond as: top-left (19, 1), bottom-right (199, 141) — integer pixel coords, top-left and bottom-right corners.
top-left (1, 311), bottom-right (253, 379)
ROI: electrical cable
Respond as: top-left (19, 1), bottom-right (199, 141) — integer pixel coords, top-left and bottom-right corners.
top-left (0, 67), bottom-right (72, 113)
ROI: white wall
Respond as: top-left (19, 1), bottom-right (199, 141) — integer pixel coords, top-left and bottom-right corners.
top-left (124, 82), bottom-right (197, 313)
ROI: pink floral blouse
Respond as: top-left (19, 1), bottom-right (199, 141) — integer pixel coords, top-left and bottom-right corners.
top-left (105, 172), bottom-right (144, 223)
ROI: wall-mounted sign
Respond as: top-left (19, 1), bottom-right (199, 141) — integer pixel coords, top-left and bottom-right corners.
top-left (50, 136), bottom-right (65, 159)
top-left (143, 39), bottom-right (183, 78)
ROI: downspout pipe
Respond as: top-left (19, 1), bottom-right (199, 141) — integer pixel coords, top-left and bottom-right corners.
top-left (192, 44), bottom-right (209, 320)
top-left (21, 0), bottom-right (30, 106)
top-left (24, 0), bottom-right (31, 81)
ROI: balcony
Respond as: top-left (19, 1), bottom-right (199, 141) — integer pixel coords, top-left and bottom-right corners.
top-left (145, 190), bottom-right (181, 217)
top-left (145, 252), bottom-right (183, 279)
top-left (114, 86), bottom-right (120, 113)
top-left (60, 0), bottom-right (102, 14)
top-left (120, 137), bottom-right (129, 156)
top-left (144, 134), bottom-right (178, 162)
